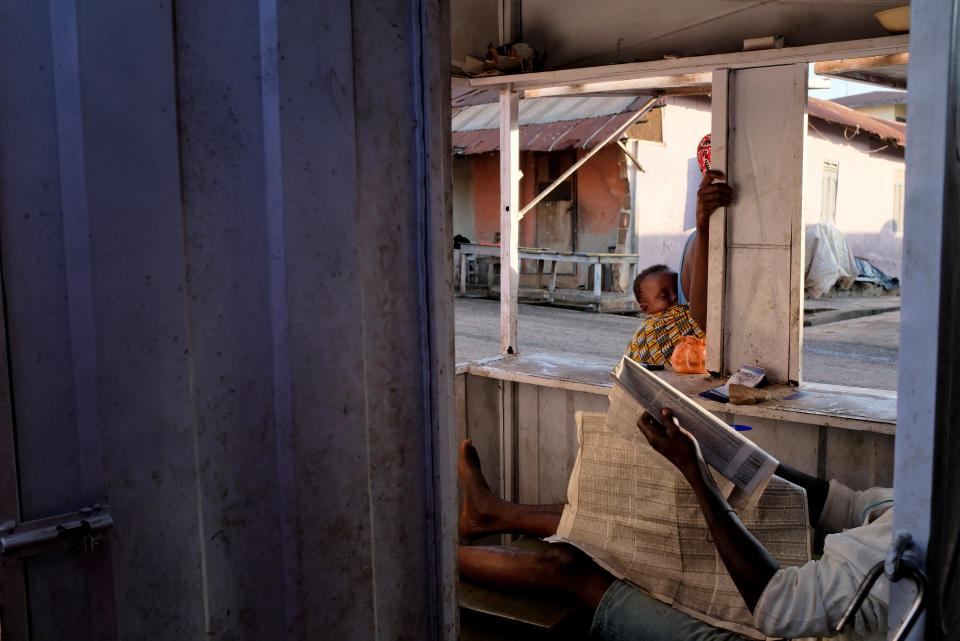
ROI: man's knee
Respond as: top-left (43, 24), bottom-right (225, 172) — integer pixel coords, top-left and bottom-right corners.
top-left (540, 544), bottom-right (597, 580)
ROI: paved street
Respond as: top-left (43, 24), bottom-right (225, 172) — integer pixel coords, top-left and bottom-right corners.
top-left (455, 298), bottom-right (900, 390)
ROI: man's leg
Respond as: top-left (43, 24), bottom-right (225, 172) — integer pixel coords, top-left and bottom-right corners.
top-left (459, 544), bottom-right (614, 610)
top-left (459, 439), bottom-right (564, 539)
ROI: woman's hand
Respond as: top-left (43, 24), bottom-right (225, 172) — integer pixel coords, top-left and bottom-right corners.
top-left (695, 170), bottom-right (733, 229)
top-left (636, 408), bottom-right (704, 479)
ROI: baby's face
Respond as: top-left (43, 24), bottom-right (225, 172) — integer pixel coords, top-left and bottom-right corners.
top-left (638, 271), bottom-right (679, 315)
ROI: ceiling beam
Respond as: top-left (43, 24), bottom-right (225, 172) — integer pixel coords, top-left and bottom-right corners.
top-left (813, 52), bottom-right (909, 74)
top-left (470, 35), bottom-right (909, 93)
top-left (523, 73), bottom-right (711, 97)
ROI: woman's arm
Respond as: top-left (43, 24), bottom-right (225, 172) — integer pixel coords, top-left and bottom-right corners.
top-left (637, 409), bottom-right (778, 611)
top-left (686, 171), bottom-right (733, 332)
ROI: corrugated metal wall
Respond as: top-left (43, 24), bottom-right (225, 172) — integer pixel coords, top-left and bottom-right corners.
top-left (0, 1), bottom-right (455, 639)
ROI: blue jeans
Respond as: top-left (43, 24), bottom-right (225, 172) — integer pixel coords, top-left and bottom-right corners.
top-left (590, 580), bottom-right (753, 641)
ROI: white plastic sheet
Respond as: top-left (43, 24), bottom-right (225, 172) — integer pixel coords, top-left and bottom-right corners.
top-left (805, 222), bottom-right (858, 297)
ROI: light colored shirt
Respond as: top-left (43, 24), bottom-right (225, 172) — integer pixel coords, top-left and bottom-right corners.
top-left (752, 481), bottom-right (894, 641)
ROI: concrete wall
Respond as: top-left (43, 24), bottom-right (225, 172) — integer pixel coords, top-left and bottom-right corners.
top-left (804, 121), bottom-right (904, 277)
top-left (575, 147), bottom-right (630, 254)
top-left (631, 96), bottom-right (905, 279)
top-left (855, 103), bottom-right (907, 123)
top-left (632, 96), bottom-right (713, 272)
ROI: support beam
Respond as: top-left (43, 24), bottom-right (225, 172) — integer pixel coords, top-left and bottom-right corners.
top-left (471, 35), bottom-right (908, 92)
top-left (500, 88), bottom-right (520, 354)
top-left (708, 65), bottom-right (807, 384)
top-left (616, 140), bottom-right (645, 173)
top-left (705, 71), bottom-right (729, 377)
top-left (523, 73), bottom-right (711, 97)
top-left (498, 0), bottom-right (520, 46)
top-left (812, 52), bottom-right (908, 74)
top-left (893, 2), bottom-right (959, 640)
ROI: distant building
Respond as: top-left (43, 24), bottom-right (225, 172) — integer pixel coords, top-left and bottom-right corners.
top-left (832, 90), bottom-right (907, 123)
top-left (452, 89), bottom-right (906, 289)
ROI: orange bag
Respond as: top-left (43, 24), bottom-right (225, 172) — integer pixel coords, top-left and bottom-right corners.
top-left (671, 336), bottom-right (708, 374)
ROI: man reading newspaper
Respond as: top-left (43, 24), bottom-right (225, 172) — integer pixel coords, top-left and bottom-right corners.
top-left (459, 404), bottom-right (893, 641)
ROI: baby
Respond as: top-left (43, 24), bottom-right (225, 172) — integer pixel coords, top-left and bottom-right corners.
top-left (624, 264), bottom-right (704, 366)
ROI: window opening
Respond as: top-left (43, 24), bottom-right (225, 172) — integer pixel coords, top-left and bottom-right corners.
top-left (820, 161), bottom-right (839, 224)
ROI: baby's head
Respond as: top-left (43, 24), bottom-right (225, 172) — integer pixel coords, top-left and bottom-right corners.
top-left (633, 264), bottom-right (679, 315)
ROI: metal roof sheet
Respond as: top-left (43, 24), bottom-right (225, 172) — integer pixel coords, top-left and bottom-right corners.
top-left (451, 94), bottom-right (905, 155)
top-left (831, 90), bottom-right (907, 108)
top-left (452, 95), bottom-right (641, 131)
top-left (808, 97), bottom-right (905, 146)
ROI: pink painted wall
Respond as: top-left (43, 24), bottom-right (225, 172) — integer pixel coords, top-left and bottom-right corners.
top-left (469, 152), bottom-right (538, 245)
top-left (470, 154), bottom-right (500, 243)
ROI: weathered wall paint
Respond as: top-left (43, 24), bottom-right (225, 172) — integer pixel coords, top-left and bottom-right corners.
top-left (453, 157), bottom-right (474, 238)
top-left (576, 147), bottom-right (629, 239)
top-left (471, 153), bottom-right (501, 242)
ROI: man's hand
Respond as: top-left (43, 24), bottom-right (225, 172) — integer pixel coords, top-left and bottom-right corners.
top-left (639, 406), bottom-right (780, 612)
top-left (695, 170), bottom-right (733, 229)
top-left (636, 408), bottom-right (704, 479)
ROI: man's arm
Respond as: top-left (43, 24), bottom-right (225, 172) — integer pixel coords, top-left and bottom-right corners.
top-left (684, 170), bottom-right (733, 332)
top-left (775, 462), bottom-right (830, 527)
top-left (637, 408), bottom-right (778, 611)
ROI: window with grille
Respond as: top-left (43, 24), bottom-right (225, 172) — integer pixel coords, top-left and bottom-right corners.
top-left (820, 161), bottom-right (839, 225)
top-left (893, 168), bottom-right (905, 234)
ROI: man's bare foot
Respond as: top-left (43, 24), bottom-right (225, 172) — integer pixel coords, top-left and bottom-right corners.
top-left (459, 440), bottom-right (506, 539)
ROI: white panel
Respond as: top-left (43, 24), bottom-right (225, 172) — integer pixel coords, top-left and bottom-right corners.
top-left (517, 383), bottom-right (541, 504)
top-left (537, 386), bottom-right (572, 504)
top-left (723, 248), bottom-right (793, 382)
top-left (721, 64), bottom-right (806, 383)
top-left (891, 2), bottom-right (952, 638)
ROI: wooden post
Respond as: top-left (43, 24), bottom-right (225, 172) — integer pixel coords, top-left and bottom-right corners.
top-left (498, 0), bottom-right (520, 46)
top-left (710, 64), bottom-right (806, 384)
top-left (706, 70), bottom-right (729, 377)
top-left (893, 2), bottom-right (958, 638)
top-left (500, 88), bottom-right (520, 354)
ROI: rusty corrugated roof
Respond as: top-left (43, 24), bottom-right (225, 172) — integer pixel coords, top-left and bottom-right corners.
top-left (451, 93), bottom-right (906, 155)
top-left (808, 97), bottom-right (905, 147)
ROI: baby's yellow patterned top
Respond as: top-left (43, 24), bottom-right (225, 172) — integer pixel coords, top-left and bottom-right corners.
top-left (625, 303), bottom-right (704, 366)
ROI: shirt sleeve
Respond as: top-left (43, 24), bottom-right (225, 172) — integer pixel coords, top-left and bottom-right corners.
top-left (817, 480), bottom-right (894, 533)
top-left (753, 514), bottom-right (892, 641)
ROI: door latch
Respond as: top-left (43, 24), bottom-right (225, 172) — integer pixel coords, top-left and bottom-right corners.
top-left (0, 505), bottom-right (113, 558)
top-left (836, 531), bottom-right (928, 641)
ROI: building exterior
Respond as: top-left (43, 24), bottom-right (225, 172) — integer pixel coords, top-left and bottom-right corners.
top-left (453, 92), bottom-right (906, 286)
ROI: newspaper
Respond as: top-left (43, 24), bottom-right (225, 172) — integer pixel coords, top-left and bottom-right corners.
top-left (609, 356), bottom-right (779, 497)
top-left (550, 411), bottom-right (811, 639)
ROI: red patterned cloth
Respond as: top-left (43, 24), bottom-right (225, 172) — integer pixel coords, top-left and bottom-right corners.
top-left (696, 134), bottom-right (711, 175)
